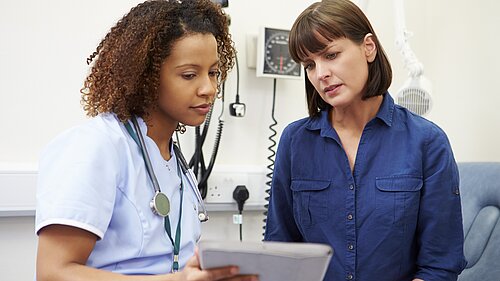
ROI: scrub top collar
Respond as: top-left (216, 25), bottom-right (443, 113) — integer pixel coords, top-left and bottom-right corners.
top-left (130, 116), bottom-right (176, 157)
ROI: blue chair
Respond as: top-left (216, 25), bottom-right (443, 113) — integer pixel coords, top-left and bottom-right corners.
top-left (458, 162), bottom-right (500, 281)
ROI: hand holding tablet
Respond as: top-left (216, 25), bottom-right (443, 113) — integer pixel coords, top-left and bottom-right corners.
top-left (199, 240), bottom-right (333, 281)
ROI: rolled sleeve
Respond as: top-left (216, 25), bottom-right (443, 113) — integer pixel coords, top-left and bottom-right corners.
top-left (415, 126), bottom-right (467, 280)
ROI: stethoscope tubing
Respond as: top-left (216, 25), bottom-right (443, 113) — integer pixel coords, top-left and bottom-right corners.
top-left (129, 117), bottom-right (208, 222)
top-left (131, 117), bottom-right (162, 193)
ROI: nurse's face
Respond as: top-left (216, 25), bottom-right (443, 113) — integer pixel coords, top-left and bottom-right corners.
top-left (156, 33), bottom-right (219, 127)
top-left (302, 35), bottom-right (377, 109)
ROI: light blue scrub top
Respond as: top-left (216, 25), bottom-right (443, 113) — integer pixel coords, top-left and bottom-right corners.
top-left (35, 113), bottom-right (202, 275)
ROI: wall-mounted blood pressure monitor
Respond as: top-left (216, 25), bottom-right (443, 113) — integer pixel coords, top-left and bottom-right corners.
top-left (256, 27), bottom-right (303, 79)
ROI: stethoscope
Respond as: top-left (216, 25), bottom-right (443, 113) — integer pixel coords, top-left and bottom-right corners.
top-left (124, 116), bottom-right (209, 222)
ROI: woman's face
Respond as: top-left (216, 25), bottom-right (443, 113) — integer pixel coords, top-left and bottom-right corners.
top-left (156, 33), bottom-right (219, 127)
top-left (302, 35), bottom-right (376, 110)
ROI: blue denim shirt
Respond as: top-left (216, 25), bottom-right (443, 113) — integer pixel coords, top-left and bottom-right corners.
top-left (264, 94), bottom-right (467, 281)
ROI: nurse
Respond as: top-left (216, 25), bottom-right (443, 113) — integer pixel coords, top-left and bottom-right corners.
top-left (35, 1), bottom-right (257, 281)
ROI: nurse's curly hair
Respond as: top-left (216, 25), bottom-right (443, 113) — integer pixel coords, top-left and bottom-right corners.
top-left (81, 0), bottom-right (235, 122)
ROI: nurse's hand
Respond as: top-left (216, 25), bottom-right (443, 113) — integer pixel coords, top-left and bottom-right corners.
top-left (177, 252), bottom-right (258, 281)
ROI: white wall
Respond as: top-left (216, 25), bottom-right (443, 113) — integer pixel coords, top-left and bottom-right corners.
top-left (1, 0), bottom-right (499, 280)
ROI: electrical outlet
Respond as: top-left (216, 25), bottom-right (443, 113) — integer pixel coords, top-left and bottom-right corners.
top-left (206, 174), bottom-right (239, 203)
top-left (205, 165), bottom-right (268, 207)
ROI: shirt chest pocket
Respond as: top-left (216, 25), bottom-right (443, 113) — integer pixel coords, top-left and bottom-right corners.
top-left (291, 180), bottom-right (331, 227)
top-left (375, 175), bottom-right (423, 226)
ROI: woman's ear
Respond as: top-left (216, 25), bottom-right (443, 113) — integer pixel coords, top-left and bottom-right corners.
top-left (363, 33), bottom-right (377, 63)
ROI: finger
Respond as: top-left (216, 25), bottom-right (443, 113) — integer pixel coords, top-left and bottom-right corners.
top-left (185, 255), bottom-right (200, 268)
top-left (200, 266), bottom-right (239, 280)
top-left (223, 274), bottom-right (259, 281)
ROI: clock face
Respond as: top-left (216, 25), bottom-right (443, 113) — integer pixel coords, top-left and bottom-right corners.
top-left (263, 29), bottom-right (301, 77)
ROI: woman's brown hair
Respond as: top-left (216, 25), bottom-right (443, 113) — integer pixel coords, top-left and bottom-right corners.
top-left (289, 0), bottom-right (392, 117)
top-left (81, 0), bottom-right (235, 122)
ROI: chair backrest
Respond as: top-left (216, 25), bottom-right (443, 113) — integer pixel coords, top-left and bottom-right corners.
top-left (457, 162), bottom-right (500, 281)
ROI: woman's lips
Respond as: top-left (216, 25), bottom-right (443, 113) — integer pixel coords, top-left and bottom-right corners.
top-left (324, 84), bottom-right (342, 96)
top-left (191, 103), bottom-right (212, 114)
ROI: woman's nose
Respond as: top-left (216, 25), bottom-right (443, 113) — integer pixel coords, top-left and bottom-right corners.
top-left (315, 63), bottom-right (330, 81)
top-left (198, 75), bottom-right (217, 98)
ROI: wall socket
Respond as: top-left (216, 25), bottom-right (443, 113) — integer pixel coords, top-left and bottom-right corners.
top-left (205, 165), bottom-right (268, 207)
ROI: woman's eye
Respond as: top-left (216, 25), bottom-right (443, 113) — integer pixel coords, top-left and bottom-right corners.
top-left (182, 73), bottom-right (196, 80)
top-left (303, 63), bottom-right (314, 70)
top-left (209, 70), bottom-right (220, 77)
top-left (326, 53), bottom-right (338, 60)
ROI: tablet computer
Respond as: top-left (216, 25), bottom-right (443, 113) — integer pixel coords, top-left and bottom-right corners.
top-left (199, 240), bottom-right (333, 281)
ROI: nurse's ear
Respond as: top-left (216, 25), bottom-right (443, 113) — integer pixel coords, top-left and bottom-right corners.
top-left (363, 33), bottom-right (377, 63)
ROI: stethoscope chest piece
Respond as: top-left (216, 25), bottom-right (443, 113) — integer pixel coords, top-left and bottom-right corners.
top-left (150, 191), bottom-right (170, 217)
top-left (198, 212), bottom-right (208, 222)
top-left (125, 117), bottom-right (208, 222)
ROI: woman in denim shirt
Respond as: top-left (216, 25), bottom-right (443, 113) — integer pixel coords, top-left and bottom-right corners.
top-left (264, 0), bottom-right (467, 280)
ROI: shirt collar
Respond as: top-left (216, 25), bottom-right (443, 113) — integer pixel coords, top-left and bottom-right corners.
top-left (305, 92), bottom-right (395, 133)
top-left (305, 110), bottom-right (337, 140)
top-left (375, 93), bottom-right (395, 127)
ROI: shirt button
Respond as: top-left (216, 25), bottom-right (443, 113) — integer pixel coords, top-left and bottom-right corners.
top-left (349, 184), bottom-right (354, 190)
top-left (346, 274), bottom-right (353, 280)
top-left (347, 214), bottom-right (353, 220)
top-left (348, 244), bottom-right (354, 250)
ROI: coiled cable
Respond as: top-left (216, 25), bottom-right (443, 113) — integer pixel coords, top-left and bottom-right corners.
top-left (198, 112), bottom-right (224, 197)
top-left (263, 78), bottom-right (278, 237)
top-left (188, 83), bottom-right (226, 199)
